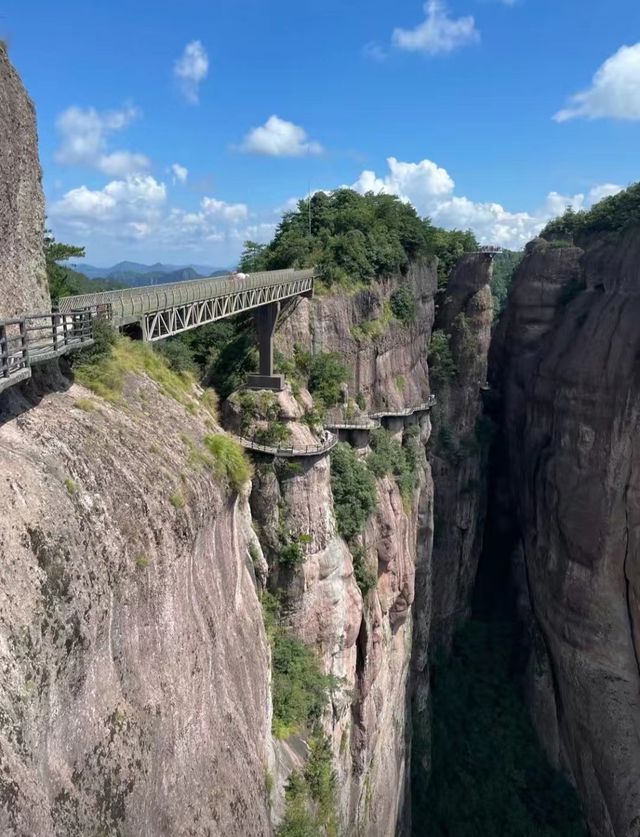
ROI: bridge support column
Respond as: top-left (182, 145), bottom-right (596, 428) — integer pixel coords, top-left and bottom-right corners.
top-left (246, 301), bottom-right (284, 391)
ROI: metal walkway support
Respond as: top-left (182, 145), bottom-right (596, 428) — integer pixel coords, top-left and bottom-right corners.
top-left (246, 301), bottom-right (283, 391)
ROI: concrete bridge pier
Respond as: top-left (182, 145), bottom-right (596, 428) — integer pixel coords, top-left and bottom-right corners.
top-left (246, 301), bottom-right (284, 391)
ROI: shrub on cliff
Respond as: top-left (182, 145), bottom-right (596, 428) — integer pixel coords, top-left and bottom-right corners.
top-left (367, 428), bottom-right (416, 505)
top-left (277, 733), bottom-right (338, 837)
top-left (308, 352), bottom-right (348, 406)
top-left (390, 285), bottom-right (417, 324)
top-left (262, 594), bottom-right (337, 740)
top-left (203, 434), bottom-right (252, 492)
top-left (330, 443), bottom-right (378, 539)
top-left (428, 330), bottom-right (457, 391)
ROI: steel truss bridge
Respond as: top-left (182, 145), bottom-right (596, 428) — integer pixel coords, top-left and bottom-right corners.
top-left (58, 268), bottom-right (315, 341)
top-left (0, 269), bottom-right (315, 394)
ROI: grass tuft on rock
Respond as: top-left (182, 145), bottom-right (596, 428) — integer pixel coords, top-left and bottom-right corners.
top-left (203, 434), bottom-right (253, 492)
top-left (74, 335), bottom-right (199, 409)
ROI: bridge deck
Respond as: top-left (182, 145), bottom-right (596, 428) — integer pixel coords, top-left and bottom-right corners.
top-left (60, 268), bottom-right (315, 341)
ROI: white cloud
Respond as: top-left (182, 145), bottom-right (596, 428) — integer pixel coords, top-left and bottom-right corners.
top-left (174, 40), bottom-right (209, 104)
top-left (171, 163), bottom-right (189, 184)
top-left (554, 43), bottom-right (640, 122)
top-left (50, 174), bottom-right (259, 258)
top-left (201, 196), bottom-right (249, 222)
top-left (52, 175), bottom-right (167, 237)
top-left (392, 0), bottom-right (480, 56)
top-left (351, 156), bottom-right (623, 249)
top-left (54, 105), bottom-right (150, 176)
top-left (352, 156), bottom-right (455, 211)
top-left (240, 115), bottom-right (323, 157)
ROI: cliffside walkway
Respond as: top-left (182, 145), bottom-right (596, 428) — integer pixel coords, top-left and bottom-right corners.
top-left (369, 396), bottom-right (437, 419)
top-left (236, 432), bottom-right (338, 458)
top-left (0, 310), bottom-right (95, 394)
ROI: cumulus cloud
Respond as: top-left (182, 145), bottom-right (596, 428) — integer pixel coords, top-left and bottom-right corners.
top-left (240, 115), bottom-right (323, 157)
top-left (351, 156), bottom-right (623, 249)
top-left (50, 174), bottom-right (260, 257)
top-left (174, 40), bottom-right (209, 104)
top-left (554, 43), bottom-right (640, 122)
top-left (52, 175), bottom-right (167, 239)
top-left (352, 157), bottom-right (454, 212)
top-left (392, 0), bottom-right (480, 56)
top-left (54, 105), bottom-right (150, 176)
top-left (201, 196), bottom-right (249, 222)
top-left (171, 163), bottom-right (189, 184)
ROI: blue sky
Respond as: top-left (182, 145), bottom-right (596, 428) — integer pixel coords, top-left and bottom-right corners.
top-left (3, 0), bottom-right (639, 266)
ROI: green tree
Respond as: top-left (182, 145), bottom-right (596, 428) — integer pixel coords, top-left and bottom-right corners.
top-left (330, 443), bottom-right (378, 539)
top-left (239, 240), bottom-right (269, 272)
top-left (44, 230), bottom-right (86, 301)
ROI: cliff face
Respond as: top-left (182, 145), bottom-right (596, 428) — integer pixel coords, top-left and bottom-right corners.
top-left (0, 43), bottom-right (49, 318)
top-left (0, 381), bottom-right (272, 836)
top-left (261, 267), bottom-right (439, 834)
top-left (495, 233), bottom-right (640, 837)
top-left (428, 254), bottom-right (493, 649)
top-left (277, 259), bottom-right (436, 412)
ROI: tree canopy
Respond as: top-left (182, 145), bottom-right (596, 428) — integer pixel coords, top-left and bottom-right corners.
top-left (540, 182), bottom-right (640, 243)
top-left (240, 189), bottom-right (477, 287)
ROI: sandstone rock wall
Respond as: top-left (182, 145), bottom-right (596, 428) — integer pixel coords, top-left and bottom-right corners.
top-left (495, 233), bottom-right (640, 837)
top-left (0, 43), bottom-right (49, 319)
top-left (277, 259), bottom-right (437, 412)
top-left (0, 379), bottom-right (272, 836)
top-left (428, 253), bottom-right (493, 648)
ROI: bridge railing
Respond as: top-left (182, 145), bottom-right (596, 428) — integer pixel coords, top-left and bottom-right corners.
top-left (237, 432), bottom-right (338, 458)
top-left (59, 268), bottom-right (315, 325)
top-left (0, 319), bottom-right (29, 382)
top-left (0, 308), bottom-right (98, 394)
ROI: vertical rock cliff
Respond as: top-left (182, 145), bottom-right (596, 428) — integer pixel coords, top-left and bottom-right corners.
top-left (494, 232), bottom-right (640, 837)
top-left (270, 263), bottom-right (438, 834)
top-left (0, 377), bottom-right (273, 836)
top-left (0, 43), bottom-right (49, 318)
top-left (428, 254), bottom-right (493, 649)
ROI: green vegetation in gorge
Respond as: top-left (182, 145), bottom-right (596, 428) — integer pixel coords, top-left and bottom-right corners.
top-left (414, 621), bottom-right (587, 837)
top-left (490, 250), bottom-right (523, 319)
top-left (330, 443), bottom-right (378, 540)
top-left (261, 592), bottom-right (337, 740)
top-left (367, 427), bottom-right (417, 506)
top-left (427, 331), bottom-right (456, 392)
top-left (277, 731), bottom-right (338, 837)
top-left (541, 182), bottom-right (640, 242)
top-left (239, 189), bottom-right (477, 289)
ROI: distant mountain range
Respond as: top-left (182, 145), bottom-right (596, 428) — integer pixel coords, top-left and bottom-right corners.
top-left (71, 261), bottom-right (229, 287)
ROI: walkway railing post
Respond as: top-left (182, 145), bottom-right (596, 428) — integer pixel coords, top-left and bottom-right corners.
top-left (19, 320), bottom-right (28, 369)
top-left (52, 313), bottom-right (60, 352)
top-left (0, 324), bottom-right (8, 380)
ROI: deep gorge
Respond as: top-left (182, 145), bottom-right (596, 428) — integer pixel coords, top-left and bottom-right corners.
top-left (1, 40), bottom-right (640, 837)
